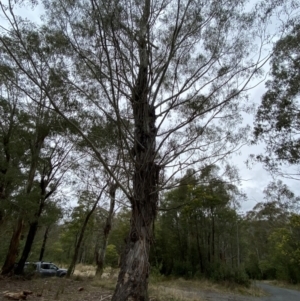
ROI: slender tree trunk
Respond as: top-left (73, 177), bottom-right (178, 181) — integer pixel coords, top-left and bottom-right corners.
top-left (1, 217), bottom-right (24, 275)
top-left (112, 2), bottom-right (159, 299)
top-left (175, 215), bottom-right (184, 261)
top-left (79, 245), bottom-right (85, 264)
top-left (211, 213), bottom-right (215, 263)
top-left (95, 239), bottom-right (108, 276)
top-left (195, 219), bottom-right (204, 274)
top-left (0, 187), bottom-right (5, 227)
top-left (39, 225), bottom-right (50, 261)
top-left (0, 130), bottom-right (12, 228)
top-left (95, 183), bottom-right (117, 276)
top-left (0, 210), bottom-right (3, 227)
top-left (207, 233), bottom-right (211, 264)
top-left (236, 220), bottom-right (240, 268)
top-left (67, 188), bottom-right (105, 277)
top-left (67, 229), bottom-right (86, 276)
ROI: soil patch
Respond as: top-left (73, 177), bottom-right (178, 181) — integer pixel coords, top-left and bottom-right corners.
top-left (0, 277), bottom-right (112, 301)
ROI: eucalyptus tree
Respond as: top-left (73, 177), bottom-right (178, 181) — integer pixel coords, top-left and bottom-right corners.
top-left (157, 166), bottom-right (243, 278)
top-left (0, 0), bottom-right (273, 299)
top-left (1, 106), bottom-right (75, 275)
top-left (73, 117), bottom-right (124, 276)
top-left (14, 134), bottom-right (75, 275)
top-left (266, 214), bottom-right (300, 283)
top-left (38, 201), bottom-right (63, 262)
top-left (253, 18), bottom-right (300, 179)
top-left (244, 180), bottom-right (299, 279)
top-left (66, 187), bottom-right (106, 276)
top-left (0, 40), bottom-right (76, 275)
top-left (0, 68), bottom-right (30, 273)
top-left (0, 67), bottom-right (25, 227)
top-left (95, 181), bottom-right (119, 276)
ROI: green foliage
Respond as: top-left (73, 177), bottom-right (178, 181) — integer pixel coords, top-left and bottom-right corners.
top-left (244, 181), bottom-right (300, 283)
top-left (108, 209), bottom-right (130, 255)
top-left (105, 245), bottom-right (119, 268)
top-left (265, 215), bottom-right (300, 283)
top-left (209, 263), bottom-right (250, 287)
top-left (254, 22), bottom-right (300, 175)
top-left (152, 167), bottom-right (245, 284)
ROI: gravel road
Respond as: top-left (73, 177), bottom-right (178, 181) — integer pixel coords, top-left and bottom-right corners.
top-left (256, 282), bottom-right (300, 301)
top-left (160, 282), bottom-right (300, 301)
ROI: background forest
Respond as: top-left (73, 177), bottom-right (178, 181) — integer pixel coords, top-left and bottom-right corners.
top-left (0, 0), bottom-right (300, 300)
top-left (2, 166), bottom-right (300, 285)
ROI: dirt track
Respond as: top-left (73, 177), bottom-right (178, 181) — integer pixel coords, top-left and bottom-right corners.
top-left (161, 282), bottom-right (300, 301)
top-left (256, 282), bottom-right (300, 301)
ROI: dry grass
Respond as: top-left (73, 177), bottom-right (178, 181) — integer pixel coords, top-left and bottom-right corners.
top-left (73, 263), bottom-right (96, 277)
top-left (74, 265), bottom-right (266, 300)
top-left (149, 278), bottom-right (266, 299)
top-left (149, 285), bottom-right (205, 301)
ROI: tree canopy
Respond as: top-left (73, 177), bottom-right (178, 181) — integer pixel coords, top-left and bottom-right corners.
top-left (254, 21), bottom-right (300, 179)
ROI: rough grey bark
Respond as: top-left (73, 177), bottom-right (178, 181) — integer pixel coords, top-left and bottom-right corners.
top-left (111, 2), bottom-right (159, 300)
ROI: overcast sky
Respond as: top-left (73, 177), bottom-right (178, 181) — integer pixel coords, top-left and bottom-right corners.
top-left (233, 82), bottom-right (300, 213)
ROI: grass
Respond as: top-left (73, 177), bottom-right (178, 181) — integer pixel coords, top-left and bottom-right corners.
top-left (73, 263), bottom-right (96, 277)
top-left (149, 284), bottom-right (205, 301)
top-left (75, 264), bottom-right (266, 300)
top-left (149, 277), bottom-right (266, 299)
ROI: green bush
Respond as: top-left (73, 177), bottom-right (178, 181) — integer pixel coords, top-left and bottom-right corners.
top-left (105, 244), bottom-right (119, 268)
top-left (149, 264), bottom-right (166, 283)
top-left (172, 261), bottom-right (194, 278)
top-left (209, 263), bottom-right (250, 287)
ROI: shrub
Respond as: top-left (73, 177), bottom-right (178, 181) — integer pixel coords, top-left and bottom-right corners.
top-left (105, 244), bottom-right (119, 268)
top-left (209, 263), bottom-right (250, 287)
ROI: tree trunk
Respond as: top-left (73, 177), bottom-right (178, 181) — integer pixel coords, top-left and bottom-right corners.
top-left (39, 225), bottom-right (50, 261)
top-left (211, 213), bottom-right (215, 263)
top-left (112, 185), bottom-right (158, 301)
top-left (95, 239), bottom-right (108, 276)
top-left (95, 183), bottom-right (117, 276)
top-left (195, 219), bottom-right (204, 274)
top-left (236, 219), bottom-right (240, 268)
top-left (67, 219), bottom-right (91, 276)
top-left (207, 233), bottom-right (211, 264)
top-left (14, 221), bottom-right (39, 275)
top-left (1, 135), bottom-right (45, 276)
top-left (15, 176), bottom-right (50, 275)
top-left (0, 186), bottom-right (5, 227)
top-left (79, 245), bottom-right (85, 264)
top-left (67, 188), bottom-right (105, 277)
top-left (1, 217), bottom-right (24, 275)
top-left (112, 1), bottom-right (159, 299)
